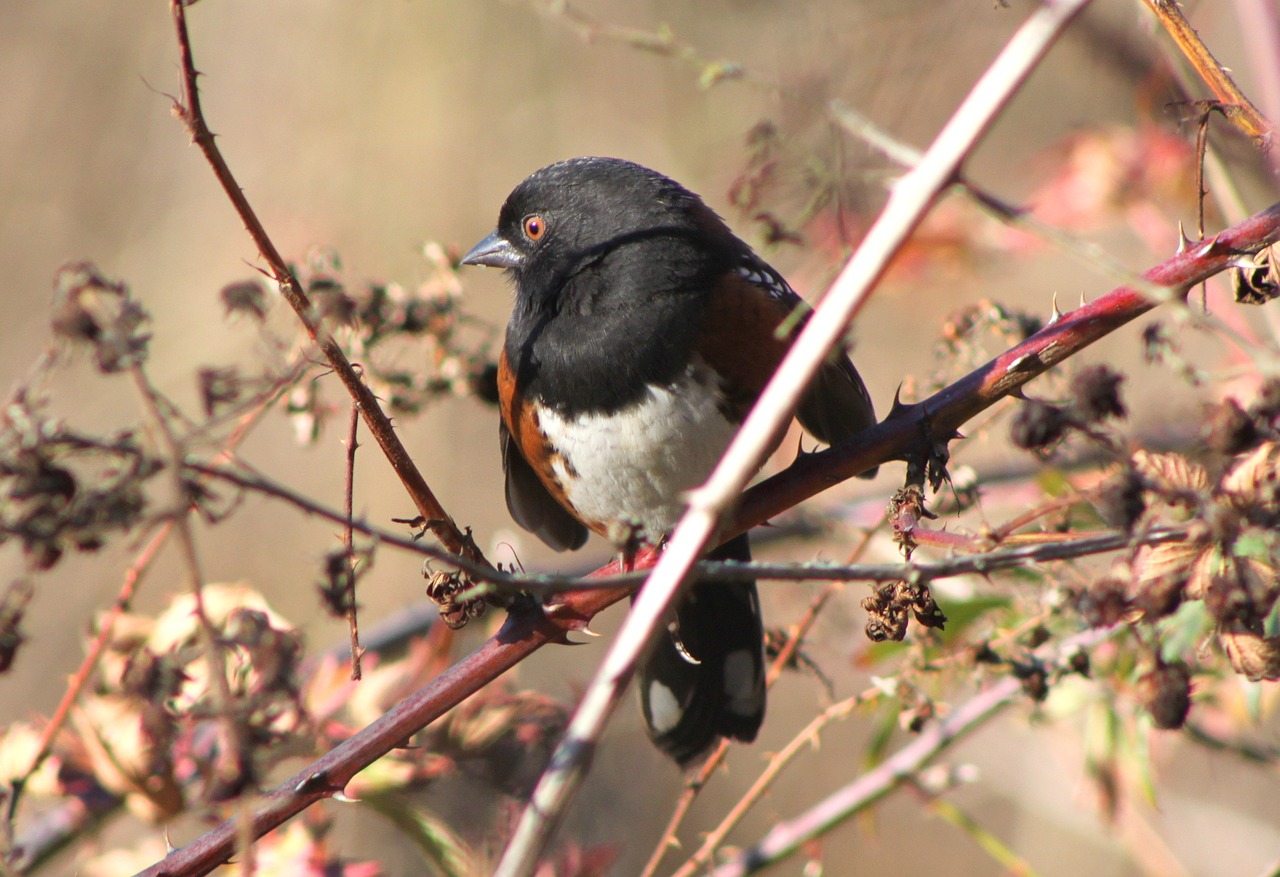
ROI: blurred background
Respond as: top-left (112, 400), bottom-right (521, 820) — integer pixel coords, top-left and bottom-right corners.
top-left (2, 1), bottom-right (1278, 874)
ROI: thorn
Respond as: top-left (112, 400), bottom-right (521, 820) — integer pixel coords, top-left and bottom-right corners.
top-left (294, 771), bottom-right (330, 794)
top-left (1176, 221), bottom-right (1194, 254)
top-left (1226, 255), bottom-right (1263, 271)
top-left (950, 430), bottom-right (965, 441)
top-left (1195, 232), bottom-right (1227, 258)
top-left (332, 791), bottom-right (361, 804)
top-left (1046, 293), bottom-right (1064, 325)
top-left (1008, 352), bottom-right (1041, 373)
top-left (1079, 290), bottom-right (1088, 307)
top-left (888, 384), bottom-right (911, 415)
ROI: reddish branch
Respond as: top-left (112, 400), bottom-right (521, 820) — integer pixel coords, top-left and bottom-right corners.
top-left (731, 211), bottom-right (1280, 534)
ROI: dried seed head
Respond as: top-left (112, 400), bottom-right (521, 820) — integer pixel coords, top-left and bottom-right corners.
top-left (1010, 401), bottom-right (1068, 451)
top-left (1095, 468), bottom-right (1146, 531)
top-left (1206, 398), bottom-right (1261, 456)
top-left (1069, 365), bottom-right (1126, 423)
top-left (219, 280), bottom-right (268, 320)
top-left (1138, 662), bottom-right (1192, 730)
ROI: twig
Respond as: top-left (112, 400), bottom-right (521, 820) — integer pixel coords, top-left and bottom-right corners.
top-left (639, 561), bottom-right (857, 877)
top-left (671, 690), bottom-right (877, 877)
top-left (705, 625), bottom-right (1117, 877)
top-left (342, 403), bottom-right (363, 680)
top-left (193, 456), bottom-right (1187, 593)
top-left (1140, 0), bottom-right (1274, 146)
top-left (167, 0), bottom-right (482, 565)
top-left (492, 3), bottom-right (1095, 874)
top-left (131, 362), bottom-right (251, 801)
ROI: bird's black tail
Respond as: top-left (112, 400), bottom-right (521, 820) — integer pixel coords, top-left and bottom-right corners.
top-left (637, 533), bottom-right (765, 765)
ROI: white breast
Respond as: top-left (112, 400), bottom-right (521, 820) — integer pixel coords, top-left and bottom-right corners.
top-left (537, 361), bottom-right (737, 544)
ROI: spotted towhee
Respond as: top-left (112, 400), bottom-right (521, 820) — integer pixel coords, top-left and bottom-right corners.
top-left (462, 157), bottom-right (876, 764)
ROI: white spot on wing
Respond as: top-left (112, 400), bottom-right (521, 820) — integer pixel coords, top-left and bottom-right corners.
top-left (647, 680), bottom-right (684, 734)
top-left (736, 258), bottom-right (799, 306)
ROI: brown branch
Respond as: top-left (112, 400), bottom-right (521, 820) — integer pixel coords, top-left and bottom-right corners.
top-left (167, 0), bottom-right (481, 565)
top-left (342, 403), bottom-right (363, 680)
top-left (138, 198), bottom-right (1280, 877)
top-left (1141, 0), bottom-right (1274, 147)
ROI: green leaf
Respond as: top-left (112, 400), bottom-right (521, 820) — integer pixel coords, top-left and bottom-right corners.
top-left (935, 595), bottom-right (1012, 640)
top-left (1158, 600), bottom-right (1211, 663)
top-left (366, 795), bottom-right (479, 877)
top-left (1232, 530), bottom-right (1271, 562)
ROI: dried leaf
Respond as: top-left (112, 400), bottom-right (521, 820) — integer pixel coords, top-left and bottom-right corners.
top-left (1134, 540), bottom-right (1205, 599)
top-left (1131, 449), bottom-right (1209, 496)
top-left (1220, 627), bottom-right (1280, 681)
top-left (1232, 243), bottom-right (1280, 304)
top-left (1221, 442), bottom-right (1280, 511)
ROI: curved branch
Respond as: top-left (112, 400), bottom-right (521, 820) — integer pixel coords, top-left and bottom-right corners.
top-left (167, 0), bottom-right (482, 565)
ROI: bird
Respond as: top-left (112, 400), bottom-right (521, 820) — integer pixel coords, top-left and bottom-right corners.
top-left (462, 156), bottom-right (876, 765)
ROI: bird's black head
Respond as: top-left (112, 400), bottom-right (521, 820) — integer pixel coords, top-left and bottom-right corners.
top-left (462, 157), bottom-right (738, 310)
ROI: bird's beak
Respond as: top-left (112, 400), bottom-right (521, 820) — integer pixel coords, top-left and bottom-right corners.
top-left (461, 231), bottom-right (523, 270)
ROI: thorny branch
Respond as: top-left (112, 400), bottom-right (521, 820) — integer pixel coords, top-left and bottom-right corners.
top-left (168, 0), bottom-right (484, 568)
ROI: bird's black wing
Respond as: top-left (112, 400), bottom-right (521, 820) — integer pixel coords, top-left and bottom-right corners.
top-left (500, 418), bottom-right (589, 552)
top-left (737, 256), bottom-right (878, 473)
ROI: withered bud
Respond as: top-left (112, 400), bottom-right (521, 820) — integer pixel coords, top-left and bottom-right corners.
top-left (1074, 578), bottom-right (1131, 628)
top-left (1010, 401), bottom-right (1068, 451)
top-left (318, 550), bottom-right (356, 617)
top-left (1206, 398), bottom-right (1261, 456)
top-left (469, 362), bottom-right (501, 406)
top-left (1132, 568), bottom-right (1186, 620)
top-left (198, 367), bottom-right (242, 417)
top-left (0, 581), bottom-right (33, 674)
top-left (1095, 469), bottom-right (1146, 531)
top-left (219, 280), bottom-right (268, 320)
top-left (1250, 377), bottom-right (1280, 427)
top-left (1069, 365), bottom-right (1126, 423)
top-left (1220, 627), bottom-right (1280, 681)
top-left (1141, 322), bottom-right (1172, 364)
top-left (1137, 662), bottom-right (1192, 730)
top-left (309, 279), bottom-right (357, 325)
top-left (51, 262), bottom-right (151, 373)
top-left (1012, 661), bottom-right (1049, 702)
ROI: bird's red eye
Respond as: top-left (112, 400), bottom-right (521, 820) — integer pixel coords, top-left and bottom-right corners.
top-left (522, 214), bottom-right (547, 241)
